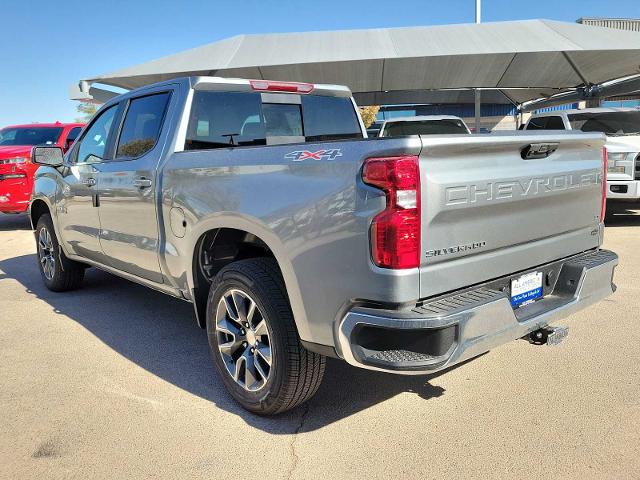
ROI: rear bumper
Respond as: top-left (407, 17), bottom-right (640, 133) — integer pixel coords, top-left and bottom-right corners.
top-left (607, 180), bottom-right (640, 200)
top-left (337, 249), bottom-right (618, 375)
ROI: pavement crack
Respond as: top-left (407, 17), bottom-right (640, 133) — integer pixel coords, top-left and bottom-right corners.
top-left (286, 402), bottom-right (311, 480)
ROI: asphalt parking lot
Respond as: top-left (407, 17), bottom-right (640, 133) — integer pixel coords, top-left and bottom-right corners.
top-left (1, 210), bottom-right (639, 480)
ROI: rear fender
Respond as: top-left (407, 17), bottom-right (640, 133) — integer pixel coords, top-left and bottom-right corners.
top-left (185, 214), bottom-right (310, 340)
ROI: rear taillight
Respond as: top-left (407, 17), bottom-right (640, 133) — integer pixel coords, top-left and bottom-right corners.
top-left (362, 155), bottom-right (421, 269)
top-left (249, 80), bottom-right (314, 94)
top-left (601, 146), bottom-right (607, 222)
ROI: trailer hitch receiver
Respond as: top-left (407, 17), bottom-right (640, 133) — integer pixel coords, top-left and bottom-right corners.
top-left (527, 326), bottom-right (569, 346)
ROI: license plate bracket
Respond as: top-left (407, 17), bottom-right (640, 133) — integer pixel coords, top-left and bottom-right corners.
top-left (511, 271), bottom-right (543, 308)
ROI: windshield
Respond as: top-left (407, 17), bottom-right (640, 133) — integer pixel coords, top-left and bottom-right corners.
top-left (568, 111), bottom-right (640, 136)
top-left (381, 119), bottom-right (469, 137)
top-left (0, 127), bottom-right (63, 146)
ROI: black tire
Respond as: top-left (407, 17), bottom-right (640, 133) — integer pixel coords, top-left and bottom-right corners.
top-left (35, 214), bottom-right (85, 292)
top-left (206, 258), bottom-right (325, 415)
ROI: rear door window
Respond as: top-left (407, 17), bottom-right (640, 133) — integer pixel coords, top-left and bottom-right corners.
top-left (186, 92), bottom-right (266, 149)
top-left (116, 92), bottom-right (170, 159)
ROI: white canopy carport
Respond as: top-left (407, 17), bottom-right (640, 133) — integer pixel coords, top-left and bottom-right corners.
top-left (521, 74), bottom-right (640, 111)
top-left (73, 19), bottom-right (640, 108)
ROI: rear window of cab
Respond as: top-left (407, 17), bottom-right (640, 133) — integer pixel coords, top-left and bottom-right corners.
top-left (185, 91), bottom-right (362, 150)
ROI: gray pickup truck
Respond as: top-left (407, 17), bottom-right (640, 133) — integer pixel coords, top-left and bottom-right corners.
top-left (29, 76), bottom-right (617, 415)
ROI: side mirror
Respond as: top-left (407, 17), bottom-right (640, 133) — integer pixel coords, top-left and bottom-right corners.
top-left (64, 138), bottom-right (75, 152)
top-left (32, 146), bottom-right (64, 167)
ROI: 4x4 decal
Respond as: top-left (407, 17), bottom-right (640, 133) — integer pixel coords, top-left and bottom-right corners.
top-left (285, 149), bottom-right (343, 162)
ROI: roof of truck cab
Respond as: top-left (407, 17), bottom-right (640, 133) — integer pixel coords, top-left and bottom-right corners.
top-left (190, 76), bottom-right (352, 97)
top-left (95, 76), bottom-right (354, 105)
top-left (531, 107), bottom-right (639, 117)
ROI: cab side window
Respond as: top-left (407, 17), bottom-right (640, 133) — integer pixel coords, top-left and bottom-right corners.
top-left (526, 117), bottom-right (547, 130)
top-left (116, 92), bottom-right (170, 159)
top-left (76, 105), bottom-right (117, 164)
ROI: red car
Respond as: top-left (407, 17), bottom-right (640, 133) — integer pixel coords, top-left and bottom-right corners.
top-left (0, 122), bottom-right (84, 213)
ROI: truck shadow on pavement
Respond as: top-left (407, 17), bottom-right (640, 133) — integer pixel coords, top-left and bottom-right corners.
top-left (605, 206), bottom-right (640, 227)
top-left (0, 214), bottom-right (31, 231)
top-left (0, 252), bottom-right (463, 434)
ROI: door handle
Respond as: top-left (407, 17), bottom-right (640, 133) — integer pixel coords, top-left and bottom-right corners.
top-left (82, 177), bottom-right (96, 186)
top-left (133, 177), bottom-right (153, 188)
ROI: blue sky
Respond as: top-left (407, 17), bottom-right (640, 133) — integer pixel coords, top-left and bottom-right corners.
top-left (2, 0), bottom-right (639, 126)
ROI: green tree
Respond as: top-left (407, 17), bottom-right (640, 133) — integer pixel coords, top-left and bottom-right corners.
top-left (75, 102), bottom-right (97, 122)
top-left (358, 105), bottom-right (381, 128)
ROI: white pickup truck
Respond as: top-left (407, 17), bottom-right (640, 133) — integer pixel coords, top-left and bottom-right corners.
top-left (378, 115), bottom-right (470, 137)
top-left (525, 108), bottom-right (640, 202)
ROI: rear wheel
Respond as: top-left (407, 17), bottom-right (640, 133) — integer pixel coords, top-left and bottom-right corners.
top-left (36, 214), bottom-right (85, 292)
top-left (206, 258), bottom-right (325, 415)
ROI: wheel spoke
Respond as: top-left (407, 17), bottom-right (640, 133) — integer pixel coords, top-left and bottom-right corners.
top-left (243, 350), bottom-right (258, 388)
top-left (253, 353), bottom-right (269, 382)
top-left (223, 295), bottom-right (239, 321)
top-left (233, 354), bottom-right (246, 382)
top-left (232, 291), bottom-right (248, 323)
top-left (43, 257), bottom-right (52, 279)
top-left (216, 317), bottom-right (241, 337)
top-left (254, 319), bottom-right (268, 337)
top-left (246, 299), bottom-right (257, 325)
top-left (218, 336), bottom-right (243, 357)
top-left (255, 345), bottom-right (272, 366)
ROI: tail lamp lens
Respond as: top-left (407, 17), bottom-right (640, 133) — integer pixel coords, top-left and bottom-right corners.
top-left (601, 147), bottom-right (607, 222)
top-left (362, 155), bottom-right (421, 269)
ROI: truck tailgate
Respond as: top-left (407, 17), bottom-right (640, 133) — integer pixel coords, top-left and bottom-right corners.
top-left (419, 131), bottom-right (605, 299)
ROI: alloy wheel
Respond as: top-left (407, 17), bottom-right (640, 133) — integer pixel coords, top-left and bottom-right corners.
top-left (38, 227), bottom-right (56, 280)
top-left (215, 289), bottom-right (272, 392)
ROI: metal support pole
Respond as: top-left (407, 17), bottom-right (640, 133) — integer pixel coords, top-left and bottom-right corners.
top-left (474, 89), bottom-right (481, 133)
top-left (474, 0), bottom-right (481, 132)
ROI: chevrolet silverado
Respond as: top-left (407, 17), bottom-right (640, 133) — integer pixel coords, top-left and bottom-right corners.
top-left (29, 77), bottom-right (617, 414)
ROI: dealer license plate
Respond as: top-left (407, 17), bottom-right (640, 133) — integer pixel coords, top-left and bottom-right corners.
top-left (511, 271), bottom-right (543, 308)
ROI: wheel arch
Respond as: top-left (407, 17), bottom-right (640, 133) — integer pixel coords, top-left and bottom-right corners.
top-left (29, 198), bottom-right (52, 230)
top-left (186, 217), bottom-right (310, 341)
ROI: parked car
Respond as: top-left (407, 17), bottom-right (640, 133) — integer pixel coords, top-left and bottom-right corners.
top-left (29, 77), bottom-right (617, 415)
top-left (524, 108), bottom-right (640, 202)
top-left (378, 115), bottom-right (470, 137)
top-left (0, 122), bottom-right (84, 213)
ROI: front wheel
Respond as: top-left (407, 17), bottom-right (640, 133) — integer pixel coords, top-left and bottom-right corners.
top-left (36, 214), bottom-right (85, 292)
top-left (206, 258), bottom-right (325, 415)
